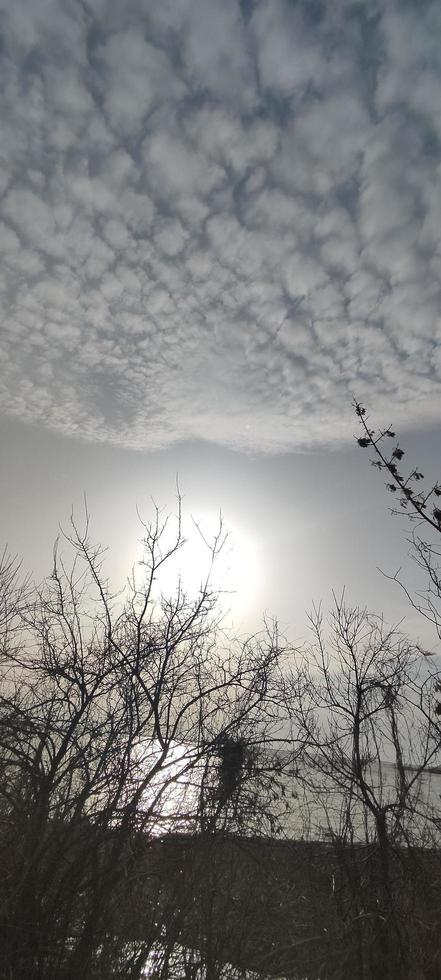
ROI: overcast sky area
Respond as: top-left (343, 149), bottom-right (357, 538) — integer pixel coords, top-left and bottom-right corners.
top-left (1, 0), bottom-right (441, 646)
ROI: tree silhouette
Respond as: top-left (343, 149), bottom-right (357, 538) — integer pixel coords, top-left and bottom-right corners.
top-left (0, 502), bottom-right (283, 980)
top-left (354, 399), bottom-right (441, 533)
top-left (355, 399), bottom-right (441, 648)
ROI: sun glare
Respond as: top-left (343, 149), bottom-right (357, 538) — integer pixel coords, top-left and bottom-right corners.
top-left (131, 510), bottom-right (261, 622)
top-left (136, 740), bottom-right (199, 835)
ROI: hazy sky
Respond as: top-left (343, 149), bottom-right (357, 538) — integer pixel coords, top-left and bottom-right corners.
top-left (1, 0), bottom-right (440, 645)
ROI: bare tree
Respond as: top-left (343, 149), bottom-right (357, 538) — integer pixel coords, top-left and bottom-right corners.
top-left (0, 501), bottom-right (283, 980)
top-left (283, 595), bottom-right (441, 980)
top-left (354, 400), bottom-right (441, 647)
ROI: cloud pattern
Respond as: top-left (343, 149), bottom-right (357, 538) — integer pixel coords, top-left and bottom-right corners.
top-left (1, 0), bottom-right (440, 452)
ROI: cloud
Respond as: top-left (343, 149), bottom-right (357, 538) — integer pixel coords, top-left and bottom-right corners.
top-left (0, 0), bottom-right (440, 453)
top-left (251, 0), bottom-right (325, 98)
top-left (100, 31), bottom-right (183, 136)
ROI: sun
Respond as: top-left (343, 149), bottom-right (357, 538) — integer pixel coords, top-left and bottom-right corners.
top-left (162, 512), bottom-right (260, 610)
top-left (132, 509), bottom-right (261, 621)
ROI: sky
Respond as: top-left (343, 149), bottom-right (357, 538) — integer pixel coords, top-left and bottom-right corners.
top-left (1, 0), bottom-right (441, 646)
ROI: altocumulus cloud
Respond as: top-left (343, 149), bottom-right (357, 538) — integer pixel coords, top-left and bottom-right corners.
top-left (1, 0), bottom-right (441, 452)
